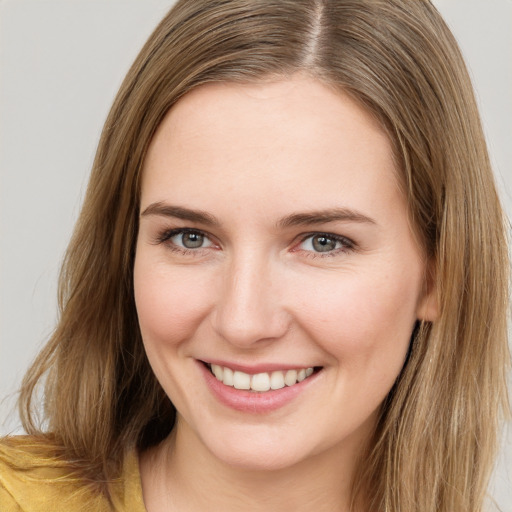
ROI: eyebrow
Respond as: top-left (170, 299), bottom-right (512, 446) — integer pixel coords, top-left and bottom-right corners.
top-left (140, 202), bottom-right (376, 228)
top-left (277, 208), bottom-right (376, 228)
top-left (140, 202), bottom-right (219, 226)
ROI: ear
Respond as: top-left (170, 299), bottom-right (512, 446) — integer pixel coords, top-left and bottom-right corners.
top-left (416, 261), bottom-right (439, 322)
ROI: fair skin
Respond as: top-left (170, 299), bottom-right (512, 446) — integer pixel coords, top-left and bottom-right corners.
top-left (135, 75), bottom-right (437, 511)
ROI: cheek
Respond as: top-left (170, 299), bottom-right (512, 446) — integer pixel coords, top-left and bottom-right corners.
top-left (294, 269), bottom-right (420, 375)
top-left (133, 252), bottom-right (214, 350)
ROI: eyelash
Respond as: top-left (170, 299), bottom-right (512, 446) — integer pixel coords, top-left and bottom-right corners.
top-left (296, 232), bottom-right (355, 258)
top-left (154, 228), bottom-right (356, 258)
top-left (154, 228), bottom-right (216, 256)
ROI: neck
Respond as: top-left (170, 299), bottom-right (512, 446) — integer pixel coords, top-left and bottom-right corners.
top-left (140, 418), bottom-right (370, 512)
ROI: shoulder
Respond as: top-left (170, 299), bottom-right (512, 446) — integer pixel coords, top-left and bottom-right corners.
top-left (0, 436), bottom-right (113, 512)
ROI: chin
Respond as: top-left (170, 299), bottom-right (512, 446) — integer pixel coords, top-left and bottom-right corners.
top-left (200, 429), bottom-right (311, 472)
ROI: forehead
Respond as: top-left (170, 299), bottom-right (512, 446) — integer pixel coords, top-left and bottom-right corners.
top-left (150, 77), bottom-right (390, 159)
top-left (141, 76), bottom-right (403, 224)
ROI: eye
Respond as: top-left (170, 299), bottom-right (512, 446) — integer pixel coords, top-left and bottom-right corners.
top-left (154, 228), bottom-right (216, 252)
top-left (169, 230), bottom-right (213, 249)
top-left (298, 233), bottom-right (353, 254)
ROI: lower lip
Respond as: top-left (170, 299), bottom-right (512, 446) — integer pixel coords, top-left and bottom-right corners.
top-left (199, 361), bottom-right (320, 413)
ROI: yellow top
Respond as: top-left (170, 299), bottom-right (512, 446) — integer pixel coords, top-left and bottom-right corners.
top-left (0, 437), bottom-right (146, 512)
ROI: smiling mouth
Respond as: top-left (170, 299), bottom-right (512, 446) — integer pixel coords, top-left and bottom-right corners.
top-left (204, 363), bottom-right (321, 392)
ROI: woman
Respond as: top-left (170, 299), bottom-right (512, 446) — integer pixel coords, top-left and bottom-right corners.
top-left (0, 1), bottom-right (509, 511)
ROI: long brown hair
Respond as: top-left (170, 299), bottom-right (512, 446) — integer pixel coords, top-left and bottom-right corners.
top-left (16, 1), bottom-right (510, 510)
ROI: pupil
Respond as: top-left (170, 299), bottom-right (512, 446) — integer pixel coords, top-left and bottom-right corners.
top-left (312, 235), bottom-right (336, 252)
top-left (183, 232), bottom-right (203, 248)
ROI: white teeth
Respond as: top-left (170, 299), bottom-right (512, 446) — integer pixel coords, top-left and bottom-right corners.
top-left (233, 370), bottom-right (251, 390)
top-left (251, 373), bottom-right (271, 392)
top-left (209, 364), bottom-right (316, 392)
top-left (284, 369), bottom-right (298, 386)
top-left (270, 371), bottom-right (285, 390)
top-left (212, 364), bottom-right (223, 380)
top-left (223, 366), bottom-right (234, 386)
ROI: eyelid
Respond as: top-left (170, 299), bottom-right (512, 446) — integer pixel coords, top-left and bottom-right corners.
top-left (293, 231), bottom-right (356, 255)
top-left (154, 227), bottom-right (218, 250)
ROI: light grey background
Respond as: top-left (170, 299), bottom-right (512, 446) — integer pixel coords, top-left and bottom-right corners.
top-left (0, 0), bottom-right (510, 509)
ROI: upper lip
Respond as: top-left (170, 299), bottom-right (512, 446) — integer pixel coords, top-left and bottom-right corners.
top-left (200, 359), bottom-right (320, 375)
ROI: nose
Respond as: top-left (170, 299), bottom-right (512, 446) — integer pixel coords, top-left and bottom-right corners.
top-left (211, 253), bottom-right (290, 348)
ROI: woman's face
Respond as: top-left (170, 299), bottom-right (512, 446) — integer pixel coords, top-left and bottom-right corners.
top-left (134, 76), bottom-right (436, 471)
